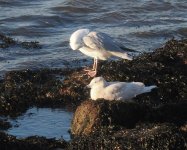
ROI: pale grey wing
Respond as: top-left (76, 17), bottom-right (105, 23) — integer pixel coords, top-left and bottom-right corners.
top-left (83, 32), bottom-right (122, 51)
top-left (104, 83), bottom-right (127, 100)
top-left (105, 82), bottom-right (143, 100)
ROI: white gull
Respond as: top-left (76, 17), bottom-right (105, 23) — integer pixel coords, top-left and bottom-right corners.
top-left (87, 77), bottom-right (157, 101)
top-left (69, 28), bottom-right (132, 77)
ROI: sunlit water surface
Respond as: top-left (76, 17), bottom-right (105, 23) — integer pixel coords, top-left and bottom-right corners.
top-left (6, 107), bottom-right (73, 140)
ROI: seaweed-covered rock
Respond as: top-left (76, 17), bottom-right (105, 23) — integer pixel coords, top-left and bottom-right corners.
top-left (71, 100), bottom-right (187, 136)
top-left (0, 68), bottom-right (90, 116)
top-left (151, 102), bottom-right (187, 125)
top-left (0, 132), bottom-right (67, 150)
top-left (98, 39), bottom-right (187, 106)
top-left (0, 38), bottom-right (187, 149)
top-left (0, 119), bottom-right (12, 130)
top-left (69, 123), bottom-right (187, 150)
top-left (71, 100), bottom-right (147, 136)
top-left (0, 33), bottom-right (41, 49)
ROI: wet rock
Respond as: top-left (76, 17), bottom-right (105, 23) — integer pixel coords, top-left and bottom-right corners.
top-left (71, 100), bottom-right (147, 136)
top-left (20, 41), bottom-right (41, 49)
top-left (71, 100), bottom-right (187, 136)
top-left (0, 33), bottom-right (41, 49)
top-left (69, 123), bottom-right (187, 150)
top-left (0, 132), bottom-right (67, 150)
top-left (0, 68), bottom-right (90, 116)
top-left (0, 33), bottom-right (15, 48)
top-left (180, 123), bottom-right (187, 132)
top-left (0, 119), bottom-right (12, 130)
top-left (151, 102), bottom-right (187, 125)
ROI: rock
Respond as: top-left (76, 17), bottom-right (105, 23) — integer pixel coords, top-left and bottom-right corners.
top-left (151, 102), bottom-right (187, 125)
top-left (71, 100), bottom-right (146, 136)
top-left (71, 100), bottom-right (148, 136)
top-left (98, 39), bottom-right (187, 106)
top-left (180, 123), bottom-right (187, 132)
top-left (0, 68), bottom-right (89, 116)
top-left (0, 33), bottom-right (41, 49)
top-left (0, 119), bottom-right (12, 130)
top-left (71, 100), bottom-right (187, 136)
top-left (0, 38), bottom-right (187, 149)
top-left (69, 123), bottom-right (187, 150)
top-left (0, 132), bottom-right (67, 150)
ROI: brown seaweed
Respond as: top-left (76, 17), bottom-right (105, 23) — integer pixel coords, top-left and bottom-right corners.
top-left (0, 39), bottom-right (186, 149)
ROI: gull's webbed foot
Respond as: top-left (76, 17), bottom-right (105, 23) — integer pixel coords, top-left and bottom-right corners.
top-left (87, 70), bottom-right (97, 77)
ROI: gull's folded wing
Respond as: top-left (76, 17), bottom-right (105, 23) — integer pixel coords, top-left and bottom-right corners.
top-left (83, 32), bottom-right (121, 51)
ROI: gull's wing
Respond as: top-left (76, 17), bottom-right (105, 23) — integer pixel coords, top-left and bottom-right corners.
top-left (103, 83), bottom-right (127, 100)
top-left (104, 82), bottom-right (145, 100)
top-left (83, 31), bottom-right (121, 51)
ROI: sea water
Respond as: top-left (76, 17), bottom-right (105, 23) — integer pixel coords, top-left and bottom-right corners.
top-left (0, 0), bottom-right (187, 75)
top-left (7, 107), bottom-right (73, 140)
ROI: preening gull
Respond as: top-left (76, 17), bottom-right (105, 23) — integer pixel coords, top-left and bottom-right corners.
top-left (87, 77), bottom-right (157, 101)
top-left (69, 29), bottom-right (133, 77)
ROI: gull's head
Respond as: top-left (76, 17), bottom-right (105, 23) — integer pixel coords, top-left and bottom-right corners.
top-left (87, 77), bottom-right (106, 88)
top-left (69, 28), bottom-right (90, 50)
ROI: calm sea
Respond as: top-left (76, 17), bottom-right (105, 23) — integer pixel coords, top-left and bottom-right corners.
top-left (0, 0), bottom-right (187, 75)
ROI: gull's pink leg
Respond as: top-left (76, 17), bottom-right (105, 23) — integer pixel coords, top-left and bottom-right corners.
top-left (92, 58), bottom-right (96, 70)
top-left (95, 58), bottom-right (98, 71)
top-left (83, 58), bottom-right (98, 77)
top-left (83, 58), bottom-right (95, 72)
top-left (88, 58), bottom-right (97, 77)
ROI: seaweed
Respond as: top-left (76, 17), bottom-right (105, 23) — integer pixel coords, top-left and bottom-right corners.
top-left (0, 39), bottom-right (186, 149)
top-left (0, 33), bottom-right (41, 49)
top-left (0, 132), bottom-right (67, 150)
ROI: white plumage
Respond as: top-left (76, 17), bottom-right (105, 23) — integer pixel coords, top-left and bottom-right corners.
top-left (87, 77), bottom-right (157, 101)
top-left (69, 28), bottom-right (132, 77)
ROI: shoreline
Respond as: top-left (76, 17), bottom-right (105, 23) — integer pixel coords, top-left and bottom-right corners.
top-left (0, 39), bottom-right (186, 149)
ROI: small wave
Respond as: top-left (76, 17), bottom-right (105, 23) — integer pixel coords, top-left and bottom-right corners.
top-left (91, 11), bottom-right (126, 24)
top-left (51, 6), bottom-right (94, 14)
top-left (177, 28), bottom-right (187, 37)
top-left (141, 1), bottom-right (175, 12)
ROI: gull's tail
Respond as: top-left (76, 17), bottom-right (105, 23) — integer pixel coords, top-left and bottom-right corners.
top-left (142, 85), bottom-right (157, 93)
top-left (108, 51), bottom-right (133, 60)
